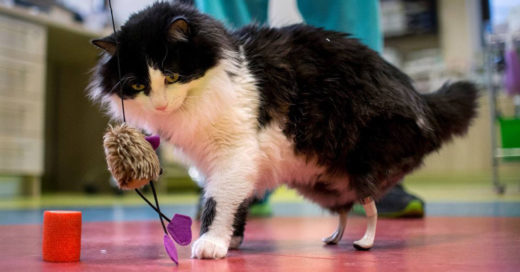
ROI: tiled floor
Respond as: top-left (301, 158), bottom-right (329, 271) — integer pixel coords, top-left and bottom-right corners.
top-left (1, 177), bottom-right (519, 271)
top-left (1, 217), bottom-right (519, 272)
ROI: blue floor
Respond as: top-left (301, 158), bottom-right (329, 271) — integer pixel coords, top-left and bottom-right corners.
top-left (1, 202), bottom-right (519, 225)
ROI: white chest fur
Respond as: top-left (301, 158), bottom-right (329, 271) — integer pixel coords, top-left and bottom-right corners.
top-left (256, 123), bottom-right (358, 207)
top-left (256, 123), bottom-right (328, 191)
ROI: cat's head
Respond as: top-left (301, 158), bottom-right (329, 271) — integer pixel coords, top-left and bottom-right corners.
top-left (89, 2), bottom-right (231, 115)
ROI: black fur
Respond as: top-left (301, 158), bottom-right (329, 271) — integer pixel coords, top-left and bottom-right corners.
top-left (176, 0), bottom-right (194, 6)
top-left (423, 81), bottom-right (479, 140)
top-left (234, 24), bottom-right (479, 198)
top-left (91, 2), bottom-right (233, 99)
top-left (232, 198), bottom-right (250, 238)
top-left (331, 203), bottom-right (354, 214)
top-left (90, 2), bottom-right (478, 206)
top-left (199, 197), bottom-right (216, 235)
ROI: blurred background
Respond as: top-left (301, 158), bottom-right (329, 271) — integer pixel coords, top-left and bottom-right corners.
top-left (0, 0), bottom-right (519, 223)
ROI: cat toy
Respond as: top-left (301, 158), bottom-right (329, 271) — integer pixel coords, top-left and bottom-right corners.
top-left (101, 0), bottom-right (192, 264)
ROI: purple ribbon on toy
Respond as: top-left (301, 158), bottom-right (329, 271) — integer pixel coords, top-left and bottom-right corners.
top-left (164, 214), bottom-right (192, 264)
top-left (145, 135), bottom-right (161, 150)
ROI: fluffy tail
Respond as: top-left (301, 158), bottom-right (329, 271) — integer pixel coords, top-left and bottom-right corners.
top-left (423, 81), bottom-right (479, 142)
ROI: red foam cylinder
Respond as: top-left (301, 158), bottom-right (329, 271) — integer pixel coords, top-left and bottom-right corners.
top-left (42, 210), bottom-right (82, 262)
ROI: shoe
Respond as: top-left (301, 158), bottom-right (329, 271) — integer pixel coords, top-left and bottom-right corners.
top-left (248, 192), bottom-right (273, 217)
top-left (352, 184), bottom-right (425, 218)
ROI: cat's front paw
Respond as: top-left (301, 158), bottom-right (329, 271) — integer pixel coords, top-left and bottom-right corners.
top-left (191, 234), bottom-right (228, 259)
top-left (228, 236), bottom-right (243, 249)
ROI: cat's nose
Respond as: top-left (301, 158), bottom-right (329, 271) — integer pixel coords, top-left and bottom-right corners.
top-left (155, 105), bottom-right (168, 111)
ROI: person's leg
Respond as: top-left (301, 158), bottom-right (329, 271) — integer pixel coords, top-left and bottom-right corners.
top-left (375, 182), bottom-right (425, 218)
top-left (248, 190), bottom-right (273, 217)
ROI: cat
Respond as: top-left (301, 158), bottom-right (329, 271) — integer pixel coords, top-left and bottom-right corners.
top-left (89, 1), bottom-right (478, 259)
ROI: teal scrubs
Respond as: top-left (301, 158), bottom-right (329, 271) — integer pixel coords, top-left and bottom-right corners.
top-left (195, 0), bottom-right (382, 53)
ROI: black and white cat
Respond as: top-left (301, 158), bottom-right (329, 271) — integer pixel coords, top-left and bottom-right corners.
top-left (89, 2), bottom-right (478, 259)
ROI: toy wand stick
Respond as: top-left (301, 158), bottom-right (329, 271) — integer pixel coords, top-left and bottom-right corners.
top-left (135, 188), bottom-right (171, 223)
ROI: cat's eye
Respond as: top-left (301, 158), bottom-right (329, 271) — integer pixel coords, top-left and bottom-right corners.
top-left (165, 73), bottom-right (180, 84)
top-left (131, 84), bottom-right (146, 91)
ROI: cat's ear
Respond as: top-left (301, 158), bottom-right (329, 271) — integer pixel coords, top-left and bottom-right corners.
top-left (168, 16), bottom-right (190, 42)
top-left (91, 35), bottom-right (117, 55)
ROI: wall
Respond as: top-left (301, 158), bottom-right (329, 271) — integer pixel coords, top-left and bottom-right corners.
top-left (43, 25), bottom-right (111, 192)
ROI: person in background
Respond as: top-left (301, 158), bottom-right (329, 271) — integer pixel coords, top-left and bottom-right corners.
top-left (191, 0), bottom-right (424, 218)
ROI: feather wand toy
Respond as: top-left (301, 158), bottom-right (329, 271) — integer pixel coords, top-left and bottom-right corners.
top-left (100, 0), bottom-right (192, 265)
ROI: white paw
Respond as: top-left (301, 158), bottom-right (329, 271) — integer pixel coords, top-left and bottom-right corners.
top-left (229, 236), bottom-right (243, 249)
top-left (191, 234), bottom-right (229, 259)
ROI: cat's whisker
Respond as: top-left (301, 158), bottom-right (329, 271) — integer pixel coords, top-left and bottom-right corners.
top-left (108, 81), bottom-right (122, 93)
top-left (109, 75), bottom-right (136, 94)
top-left (161, 44), bottom-right (169, 70)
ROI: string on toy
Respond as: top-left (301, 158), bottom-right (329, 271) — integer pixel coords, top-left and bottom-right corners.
top-left (107, 0), bottom-right (168, 228)
top-left (108, 0), bottom-right (126, 123)
top-left (135, 189), bottom-right (171, 222)
top-left (150, 181), bottom-right (168, 233)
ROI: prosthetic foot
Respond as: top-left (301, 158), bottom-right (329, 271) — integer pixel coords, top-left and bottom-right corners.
top-left (353, 197), bottom-right (377, 250)
top-left (322, 210), bottom-right (347, 245)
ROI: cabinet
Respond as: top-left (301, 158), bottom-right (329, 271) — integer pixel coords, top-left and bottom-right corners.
top-left (0, 14), bottom-right (46, 196)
